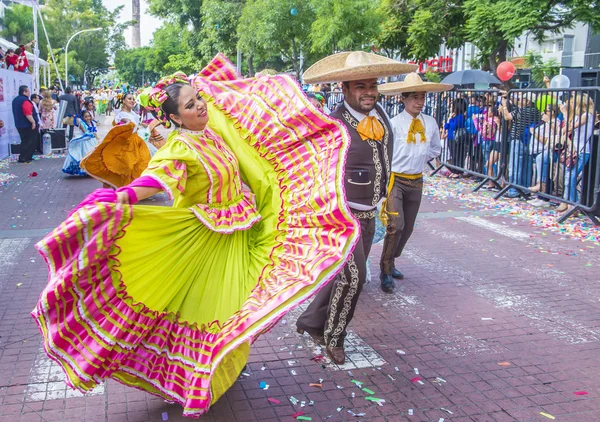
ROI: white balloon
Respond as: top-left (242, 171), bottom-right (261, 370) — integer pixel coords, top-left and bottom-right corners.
top-left (550, 74), bottom-right (571, 89)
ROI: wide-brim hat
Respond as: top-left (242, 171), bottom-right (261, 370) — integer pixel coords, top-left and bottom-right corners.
top-left (378, 73), bottom-right (453, 95)
top-left (302, 51), bottom-right (417, 84)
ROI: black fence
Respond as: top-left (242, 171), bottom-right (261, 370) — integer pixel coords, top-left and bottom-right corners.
top-left (320, 88), bottom-right (600, 225)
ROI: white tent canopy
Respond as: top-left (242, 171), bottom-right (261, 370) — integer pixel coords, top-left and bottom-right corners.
top-left (0, 37), bottom-right (49, 67)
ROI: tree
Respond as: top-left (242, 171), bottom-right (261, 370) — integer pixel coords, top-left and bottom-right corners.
top-left (148, 23), bottom-right (189, 75)
top-left (525, 50), bottom-right (560, 87)
top-left (424, 70), bottom-right (442, 83)
top-left (0, 4), bottom-right (35, 46)
top-left (309, 0), bottom-right (383, 54)
top-left (238, 0), bottom-right (315, 79)
top-left (198, 0), bottom-right (243, 60)
top-left (147, 0), bottom-right (203, 30)
top-left (378, 0), bottom-right (600, 71)
top-left (41, 0), bottom-right (130, 86)
top-left (114, 47), bottom-right (160, 86)
top-left (376, 0), bottom-right (465, 61)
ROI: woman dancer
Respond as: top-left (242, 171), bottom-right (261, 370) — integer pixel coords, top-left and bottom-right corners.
top-left (61, 110), bottom-right (98, 175)
top-left (80, 92), bottom-right (154, 187)
top-left (32, 54), bottom-right (357, 418)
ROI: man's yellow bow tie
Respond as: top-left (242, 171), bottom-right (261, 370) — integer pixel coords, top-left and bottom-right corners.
top-left (356, 116), bottom-right (385, 142)
top-left (407, 118), bottom-right (426, 144)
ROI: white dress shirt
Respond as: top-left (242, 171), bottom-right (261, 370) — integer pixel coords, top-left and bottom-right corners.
top-left (343, 101), bottom-right (388, 211)
top-left (390, 111), bottom-right (441, 175)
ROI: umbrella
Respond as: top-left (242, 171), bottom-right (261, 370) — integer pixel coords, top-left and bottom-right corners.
top-left (441, 70), bottom-right (501, 86)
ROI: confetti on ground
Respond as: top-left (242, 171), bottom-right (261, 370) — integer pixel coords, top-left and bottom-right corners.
top-left (347, 410), bottom-right (366, 417)
top-left (396, 349), bottom-right (406, 355)
top-left (16, 283), bottom-right (22, 287)
top-left (161, 412), bottom-right (168, 421)
top-left (574, 391), bottom-right (589, 395)
top-left (413, 368), bottom-right (419, 374)
top-left (497, 361), bottom-right (511, 366)
top-left (296, 416), bottom-right (312, 421)
top-left (441, 408), bottom-right (453, 414)
top-left (540, 412), bottom-right (556, 420)
top-left (291, 411), bottom-right (304, 417)
top-left (481, 317), bottom-right (493, 321)
top-left (309, 383), bottom-right (322, 388)
top-left (290, 396), bottom-right (299, 405)
top-left (410, 376), bottom-right (422, 383)
top-left (362, 388), bottom-right (375, 395)
top-left (268, 397), bottom-right (280, 404)
top-left (351, 380), bottom-right (363, 387)
top-left (0, 172), bottom-right (17, 187)
top-left (424, 175), bottom-right (600, 245)
top-left (408, 409), bottom-right (414, 415)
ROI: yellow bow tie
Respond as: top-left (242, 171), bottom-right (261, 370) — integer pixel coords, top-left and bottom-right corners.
top-left (407, 118), bottom-right (426, 144)
top-left (356, 116), bottom-right (385, 142)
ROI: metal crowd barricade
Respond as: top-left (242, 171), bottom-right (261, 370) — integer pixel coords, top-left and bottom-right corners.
top-left (499, 87), bottom-right (600, 224)
top-left (428, 87), bottom-right (600, 225)
top-left (428, 89), bottom-right (507, 189)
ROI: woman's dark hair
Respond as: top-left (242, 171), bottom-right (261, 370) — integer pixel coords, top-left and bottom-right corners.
top-left (452, 98), bottom-right (467, 115)
top-left (80, 110), bottom-right (92, 119)
top-left (15, 48), bottom-right (22, 55)
top-left (156, 83), bottom-right (187, 127)
top-left (85, 100), bottom-right (94, 109)
top-left (18, 85), bottom-right (29, 96)
top-left (30, 94), bottom-right (40, 101)
top-left (7, 49), bottom-right (14, 54)
top-left (546, 103), bottom-right (559, 114)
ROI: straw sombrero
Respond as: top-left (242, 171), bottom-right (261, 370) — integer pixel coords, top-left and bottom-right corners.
top-left (303, 51), bottom-right (417, 84)
top-left (378, 73), bottom-right (453, 95)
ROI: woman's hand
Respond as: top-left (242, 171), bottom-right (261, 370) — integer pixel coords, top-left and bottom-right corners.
top-left (115, 191), bottom-right (130, 209)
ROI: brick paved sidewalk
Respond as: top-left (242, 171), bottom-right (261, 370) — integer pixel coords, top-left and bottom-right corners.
top-left (1, 118), bottom-right (600, 421)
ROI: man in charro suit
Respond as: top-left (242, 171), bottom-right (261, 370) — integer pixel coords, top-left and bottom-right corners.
top-left (295, 52), bottom-right (416, 364)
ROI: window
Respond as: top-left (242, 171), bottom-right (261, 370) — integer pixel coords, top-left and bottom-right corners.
top-left (557, 39), bottom-right (564, 52)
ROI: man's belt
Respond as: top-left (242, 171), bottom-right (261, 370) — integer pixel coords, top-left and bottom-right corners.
top-left (379, 172), bottom-right (423, 225)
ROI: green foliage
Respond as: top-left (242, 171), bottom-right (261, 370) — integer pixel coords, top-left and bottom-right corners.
top-left (147, 0), bottom-right (203, 29)
top-left (163, 53), bottom-right (206, 75)
top-left (378, 0), bottom-right (600, 71)
top-left (1, 0), bottom-right (130, 86)
top-left (114, 47), bottom-right (160, 86)
top-left (238, 0), bottom-right (315, 79)
top-left (309, 0), bottom-right (382, 54)
top-left (148, 23), bottom-right (188, 74)
top-left (0, 5), bottom-right (35, 48)
top-left (199, 0), bottom-right (242, 59)
top-left (524, 50), bottom-right (560, 86)
top-left (424, 70), bottom-right (442, 83)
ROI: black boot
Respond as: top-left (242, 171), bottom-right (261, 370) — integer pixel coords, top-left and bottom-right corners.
top-left (380, 273), bottom-right (395, 293)
top-left (392, 268), bottom-right (404, 280)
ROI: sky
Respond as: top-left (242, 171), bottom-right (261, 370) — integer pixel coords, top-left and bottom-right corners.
top-left (102, 0), bottom-right (163, 47)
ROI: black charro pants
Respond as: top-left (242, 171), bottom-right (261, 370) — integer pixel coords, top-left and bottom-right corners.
top-left (296, 209), bottom-right (376, 348)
